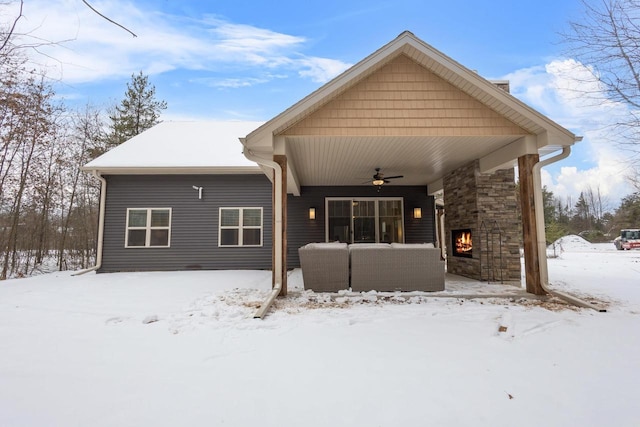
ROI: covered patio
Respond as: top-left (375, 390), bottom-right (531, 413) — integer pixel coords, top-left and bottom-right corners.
top-left (284, 267), bottom-right (537, 301)
top-left (241, 32), bottom-right (580, 303)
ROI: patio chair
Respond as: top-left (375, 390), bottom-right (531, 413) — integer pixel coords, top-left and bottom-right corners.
top-left (298, 242), bottom-right (350, 292)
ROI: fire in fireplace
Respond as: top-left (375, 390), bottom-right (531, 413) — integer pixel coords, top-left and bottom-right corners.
top-left (452, 228), bottom-right (473, 258)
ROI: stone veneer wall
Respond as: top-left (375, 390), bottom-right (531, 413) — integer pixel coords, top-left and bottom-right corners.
top-left (444, 160), bottom-right (521, 282)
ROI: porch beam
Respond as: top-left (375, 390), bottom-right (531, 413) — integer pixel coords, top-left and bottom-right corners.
top-left (286, 162), bottom-right (301, 196)
top-left (273, 154), bottom-right (288, 296)
top-left (518, 153), bottom-right (545, 295)
top-left (274, 136), bottom-right (301, 196)
top-left (479, 135), bottom-right (538, 174)
top-left (427, 178), bottom-right (443, 194)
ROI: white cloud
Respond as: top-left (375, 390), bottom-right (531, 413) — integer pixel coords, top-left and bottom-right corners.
top-left (2, 0), bottom-right (351, 84)
top-left (504, 58), bottom-right (636, 206)
top-left (190, 72), bottom-right (289, 89)
top-left (196, 77), bottom-right (270, 89)
top-left (297, 57), bottom-right (352, 83)
top-left (540, 151), bottom-right (631, 209)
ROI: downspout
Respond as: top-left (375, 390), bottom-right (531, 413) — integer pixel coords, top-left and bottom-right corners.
top-left (73, 170), bottom-right (106, 276)
top-left (438, 206), bottom-right (446, 261)
top-left (239, 139), bottom-right (283, 319)
top-left (532, 145), bottom-right (605, 312)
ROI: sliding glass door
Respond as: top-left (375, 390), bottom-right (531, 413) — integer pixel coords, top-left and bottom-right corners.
top-left (326, 198), bottom-right (404, 244)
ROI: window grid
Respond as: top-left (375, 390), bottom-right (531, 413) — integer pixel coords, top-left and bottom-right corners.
top-left (219, 207), bottom-right (263, 247)
top-left (125, 208), bottom-right (172, 248)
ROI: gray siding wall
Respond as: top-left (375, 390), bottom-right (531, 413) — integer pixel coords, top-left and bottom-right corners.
top-left (100, 174), bottom-right (272, 272)
top-left (287, 186), bottom-right (436, 268)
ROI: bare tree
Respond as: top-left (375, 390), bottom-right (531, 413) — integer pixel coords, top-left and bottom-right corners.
top-left (0, 0), bottom-right (75, 64)
top-left (31, 119), bottom-right (66, 267)
top-left (629, 165), bottom-right (640, 191)
top-left (56, 105), bottom-right (104, 271)
top-left (1, 0), bottom-right (135, 64)
top-left (0, 73), bottom-right (58, 279)
top-left (585, 184), bottom-right (611, 223)
top-left (0, 0), bottom-right (23, 55)
top-left (0, 0), bottom-right (134, 278)
top-left (81, 0), bottom-right (137, 37)
top-left (0, 0), bottom-right (24, 63)
top-left (561, 0), bottom-right (640, 174)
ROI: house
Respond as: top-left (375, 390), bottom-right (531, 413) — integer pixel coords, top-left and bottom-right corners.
top-left (83, 31), bottom-right (580, 298)
top-left (82, 121), bottom-right (272, 272)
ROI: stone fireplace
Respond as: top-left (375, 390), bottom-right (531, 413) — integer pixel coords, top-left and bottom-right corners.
top-left (443, 160), bottom-right (521, 282)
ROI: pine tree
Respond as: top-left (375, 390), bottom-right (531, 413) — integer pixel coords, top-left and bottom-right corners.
top-left (108, 71), bottom-right (167, 146)
top-left (572, 192), bottom-right (592, 232)
top-left (614, 192), bottom-right (640, 229)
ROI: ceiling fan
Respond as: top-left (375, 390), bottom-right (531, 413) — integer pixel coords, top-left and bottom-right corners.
top-left (370, 168), bottom-right (403, 189)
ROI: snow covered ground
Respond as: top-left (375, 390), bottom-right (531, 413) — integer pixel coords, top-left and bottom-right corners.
top-left (1, 236), bottom-right (639, 427)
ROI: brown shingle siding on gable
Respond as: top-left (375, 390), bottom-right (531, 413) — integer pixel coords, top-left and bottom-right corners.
top-left (282, 55), bottom-right (528, 137)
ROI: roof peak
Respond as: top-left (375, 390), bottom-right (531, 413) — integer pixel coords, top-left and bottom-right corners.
top-left (397, 30), bottom-right (416, 38)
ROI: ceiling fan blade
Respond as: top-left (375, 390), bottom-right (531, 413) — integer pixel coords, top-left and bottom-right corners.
top-left (384, 175), bottom-right (404, 180)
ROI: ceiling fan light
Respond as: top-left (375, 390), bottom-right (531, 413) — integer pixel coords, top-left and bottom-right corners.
top-left (372, 179), bottom-right (385, 186)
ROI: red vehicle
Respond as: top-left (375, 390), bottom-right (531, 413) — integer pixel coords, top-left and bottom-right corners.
top-left (614, 229), bottom-right (640, 250)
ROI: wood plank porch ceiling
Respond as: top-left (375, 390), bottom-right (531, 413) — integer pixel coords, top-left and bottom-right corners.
top-left (285, 134), bottom-right (519, 187)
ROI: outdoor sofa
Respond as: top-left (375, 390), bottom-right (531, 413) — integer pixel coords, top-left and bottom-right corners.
top-left (349, 243), bottom-right (445, 292)
top-left (299, 242), bottom-right (445, 292)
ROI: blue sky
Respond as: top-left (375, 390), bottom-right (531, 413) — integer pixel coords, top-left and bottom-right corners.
top-left (3, 0), bottom-right (635, 207)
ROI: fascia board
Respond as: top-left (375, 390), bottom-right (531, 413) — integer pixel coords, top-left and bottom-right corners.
top-left (81, 166), bottom-right (263, 175)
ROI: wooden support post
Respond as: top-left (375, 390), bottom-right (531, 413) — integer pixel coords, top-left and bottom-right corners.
top-left (273, 155), bottom-right (287, 296)
top-left (518, 154), bottom-right (545, 295)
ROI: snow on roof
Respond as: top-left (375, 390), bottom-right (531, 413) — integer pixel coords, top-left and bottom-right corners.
top-left (83, 121), bottom-right (265, 171)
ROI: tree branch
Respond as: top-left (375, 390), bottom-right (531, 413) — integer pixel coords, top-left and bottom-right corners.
top-left (0, 0), bottom-right (24, 53)
top-left (81, 0), bottom-right (137, 38)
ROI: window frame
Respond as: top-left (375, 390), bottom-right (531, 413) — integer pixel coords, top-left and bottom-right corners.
top-left (124, 208), bottom-right (172, 248)
top-left (218, 207), bottom-right (264, 247)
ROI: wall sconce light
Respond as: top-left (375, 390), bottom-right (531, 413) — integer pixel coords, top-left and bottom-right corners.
top-left (413, 207), bottom-right (422, 219)
top-left (309, 207), bottom-right (316, 220)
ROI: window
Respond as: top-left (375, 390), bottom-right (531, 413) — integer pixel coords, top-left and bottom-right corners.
top-left (326, 198), bottom-right (404, 244)
top-left (125, 208), bottom-right (171, 248)
top-left (219, 207), bottom-right (263, 247)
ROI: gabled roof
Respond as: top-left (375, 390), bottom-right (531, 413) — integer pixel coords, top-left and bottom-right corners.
top-left (84, 121), bottom-right (264, 174)
top-left (242, 31), bottom-right (579, 195)
top-left (245, 31), bottom-right (577, 150)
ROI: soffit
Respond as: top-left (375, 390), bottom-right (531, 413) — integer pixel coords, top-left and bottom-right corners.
top-left (285, 134), bottom-right (521, 187)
